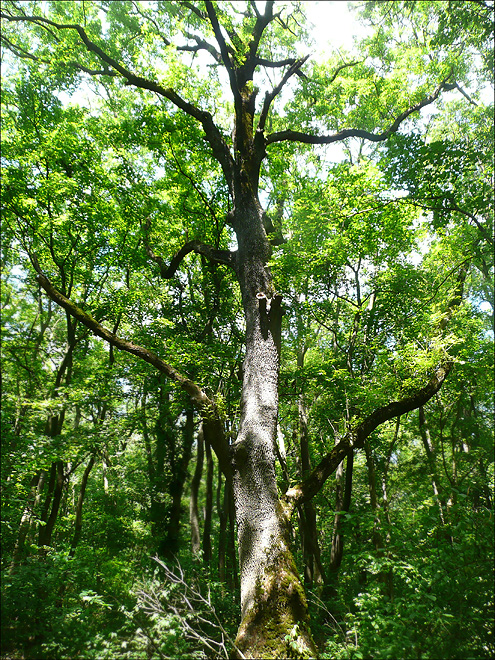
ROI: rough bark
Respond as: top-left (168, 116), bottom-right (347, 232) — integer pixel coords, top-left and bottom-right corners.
top-left (230, 200), bottom-right (316, 658)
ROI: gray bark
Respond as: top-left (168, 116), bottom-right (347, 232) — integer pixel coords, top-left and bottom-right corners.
top-left (231, 199), bottom-right (316, 658)
top-left (190, 424), bottom-right (204, 557)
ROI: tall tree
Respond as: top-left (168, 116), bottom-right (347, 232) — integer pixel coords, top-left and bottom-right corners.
top-left (2, 1), bottom-right (493, 656)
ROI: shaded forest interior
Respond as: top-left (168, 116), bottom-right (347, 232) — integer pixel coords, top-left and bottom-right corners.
top-left (1, 1), bottom-right (494, 658)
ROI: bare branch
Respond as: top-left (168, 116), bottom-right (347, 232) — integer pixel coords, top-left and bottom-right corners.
top-left (145, 558), bottom-right (246, 659)
top-left (257, 55), bottom-right (310, 133)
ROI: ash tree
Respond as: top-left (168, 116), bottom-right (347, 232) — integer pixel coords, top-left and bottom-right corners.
top-left (1, 1), bottom-right (493, 657)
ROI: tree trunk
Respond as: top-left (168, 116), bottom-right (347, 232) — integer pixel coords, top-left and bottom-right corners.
top-left (10, 471), bottom-right (45, 570)
top-left (297, 360), bottom-right (325, 588)
top-left (419, 406), bottom-right (447, 525)
top-left (217, 464), bottom-right (227, 584)
top-left (38, 460), bottom-right (64, 549)
top-left (231, 200), bottom-right (316, 658)
top-left (364, 440), bottom-right (393, 598)
top-left (69, 453), bottom-right (96, 558)
top-left (329, 451), bottom-right (354, 573)
top-left (228, 483), bottom-right (239, 593)
top-left (163, 405), bottom-right (195, 558)
top-left (202, 436), bottom-right (214, 565)
top-left (190, 424), bottom-right (205, 557)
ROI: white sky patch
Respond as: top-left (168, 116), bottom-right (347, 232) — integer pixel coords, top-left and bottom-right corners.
top-left (304, 1), bottom-right (368, 57)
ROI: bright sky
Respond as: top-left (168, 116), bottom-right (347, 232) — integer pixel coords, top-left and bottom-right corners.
top-left (304, 0), bottom-right (367, 55)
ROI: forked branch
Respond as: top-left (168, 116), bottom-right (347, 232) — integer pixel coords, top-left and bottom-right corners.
top-left (258, 55), bottom-right (310, 133)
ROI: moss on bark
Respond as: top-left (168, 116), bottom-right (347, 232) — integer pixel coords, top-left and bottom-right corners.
top-left (234, 547), bottom-right (318, 659)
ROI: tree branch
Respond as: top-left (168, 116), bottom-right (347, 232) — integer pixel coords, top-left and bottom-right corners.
top-left (327, 60), bottom-right (364, 85)
top-left (129, 1), bottom-right (221, 63)
top-left (401, 197), bottom-right (493, 246)
top-left (266, 75), bottom-right (454, 146)
top-left (247, 0), bottom-right (275, 62)
top-left (204, 1), bottom-right (237, 95)
top-left (257, 55), bottom-right (310, 133)
top-left (183, 31), bottom-right (222, 62)
top-left (164, 240), bottom-right (238, 278)
top-left (141, 220), bottom-right (237, 278)
top-left (285, 262), bottom-right (469, 506)
top-left (254, 56), bottom-right (296, 68)
top-left (0, 11), bottom-right (235, 195)
top-left (31, 261), bottom-right (232, 476)
top-left (286, 362), bottom-right (453, 506)
top-left (180, 1), bottom-right (208, 22)
top-left (249, 0), bottom-right (262, 20)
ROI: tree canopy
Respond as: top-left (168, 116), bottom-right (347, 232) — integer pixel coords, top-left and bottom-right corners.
top-left (1, 1), bottom-right (493, 659)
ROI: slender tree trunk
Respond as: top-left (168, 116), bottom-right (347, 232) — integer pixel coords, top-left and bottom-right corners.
top-left (38, 460), bottom-right (64, 548)
top-left (190, 424), bottom-right (204, 557)
top-left (163, 405), bottom-right (195, 557)
top-left (364, 440), bottom-right (393, 598)
top-left (329, 451), bottom-right (354, 573)
top-left (419, 406), bottom-right (447, 525)
top-left (297, 359), bottom-right (325, 587)
top-left (217, 464), bottom-right (227, 584)
top-left (102, 449), bottom-right (110, 498)
top-left (364, 441), bottom-right (383, 552)
top-left (10, 471), bottom-right (45, 570)
top-left (202, 437), bottom-right (214, 566)
top-left (228, 484), bottom-right (239, 593)
top-left (69, 453), bottom-right (96, 558)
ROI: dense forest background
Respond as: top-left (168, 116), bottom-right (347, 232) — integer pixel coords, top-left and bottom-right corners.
top-left (1, 1), bottom-right (494, 659)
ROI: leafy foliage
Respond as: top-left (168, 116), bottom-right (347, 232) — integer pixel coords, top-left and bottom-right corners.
top-left (1, 1), bottom-right (493, 658)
